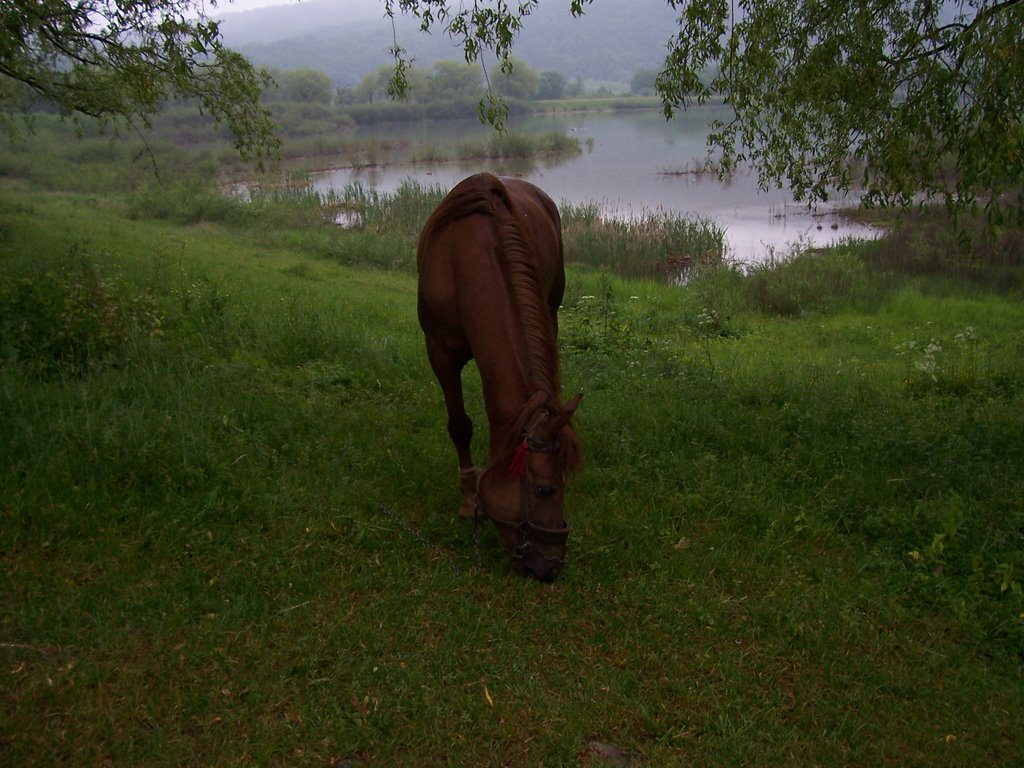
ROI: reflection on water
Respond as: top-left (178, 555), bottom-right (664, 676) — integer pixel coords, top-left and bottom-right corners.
top-left (308, 108), bottom-right (878, 263)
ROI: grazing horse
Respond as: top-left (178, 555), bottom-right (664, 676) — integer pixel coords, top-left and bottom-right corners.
top-left (417, 173), bottom-right (583, 582)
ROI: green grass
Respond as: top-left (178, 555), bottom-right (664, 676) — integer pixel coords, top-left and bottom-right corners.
top-left (2, 164), bottom-right (1024, 765)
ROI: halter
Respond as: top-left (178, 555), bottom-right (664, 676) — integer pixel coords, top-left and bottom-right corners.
top-left (476, 423), bottom-right (571, 565)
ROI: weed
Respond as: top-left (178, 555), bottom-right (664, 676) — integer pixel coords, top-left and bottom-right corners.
top-left (0, 244), bottom-right (163, 375)
top-left (129, 179), bottom-right (247, 225)
top-left (895, 325), bottom-right (985, 393)
top-left (746, 241), bottom-right (877, 316)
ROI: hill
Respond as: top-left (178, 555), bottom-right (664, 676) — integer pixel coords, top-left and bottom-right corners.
top-left (217, 0), bottom-right (679, 88)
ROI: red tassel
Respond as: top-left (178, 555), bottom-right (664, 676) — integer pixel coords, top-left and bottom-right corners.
top-left (509, 441), bottom-right (529, 477)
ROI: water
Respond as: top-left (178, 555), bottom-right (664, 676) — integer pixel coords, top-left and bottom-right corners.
top-left (308, 106), bottom-right (878, 263)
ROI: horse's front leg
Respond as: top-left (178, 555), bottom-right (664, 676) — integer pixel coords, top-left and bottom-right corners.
top-left (427, 345), bottom-right (481, 519)
top-left (447, 398), bottom-right (479, 520)
top-left (459, 466), bottom-right (483, 519)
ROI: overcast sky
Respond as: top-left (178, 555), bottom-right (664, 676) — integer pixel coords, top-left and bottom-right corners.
top-left (215, 0), bottom-right (380, 14)
top-left (217, 0), bottom-right (305, 12)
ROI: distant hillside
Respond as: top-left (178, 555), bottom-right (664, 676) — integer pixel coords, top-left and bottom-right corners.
top-left (218, 0), bottom-right (679, 88)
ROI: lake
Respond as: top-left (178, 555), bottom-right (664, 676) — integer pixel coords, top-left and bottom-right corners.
top-left (308, 106), bottom-right (878, 264)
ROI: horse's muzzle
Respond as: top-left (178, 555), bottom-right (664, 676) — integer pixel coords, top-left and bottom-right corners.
top-left (514, 554), bottom-right (564, 583)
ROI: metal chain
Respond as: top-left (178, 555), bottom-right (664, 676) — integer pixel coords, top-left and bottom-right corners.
top-left (378, 504), bottom-right (486, 576)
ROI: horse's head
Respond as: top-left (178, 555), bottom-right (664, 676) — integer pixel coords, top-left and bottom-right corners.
top-left (479, 394), bottom-right (582, 582)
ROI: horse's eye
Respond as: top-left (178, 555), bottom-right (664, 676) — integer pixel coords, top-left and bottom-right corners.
top-left (534, 484), bottom-right (557, 498)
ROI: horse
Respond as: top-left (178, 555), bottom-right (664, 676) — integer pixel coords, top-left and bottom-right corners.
top-left (417, 173), bottom-right (583, 582)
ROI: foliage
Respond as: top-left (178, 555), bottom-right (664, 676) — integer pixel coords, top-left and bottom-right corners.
top-left (537, 69), bottom-right (567, 100)
top-left (339, 179), bottom-right (448, 241)
top-left (261, 67), bottom-right (334, 104)
top-left (387, 0), bottom-right (1023, 225)
top-left (630, 67), bottom-right (659, 95)
top-left (0, 245), bottom-right (162, 375)
top-left (128, 179), bottom-right (249, 225)
top-left (0, 0), bottom-right (278, 160)
top-left (490, 56), bottom-right (541, 99)
top-left (657, 0), bottom-right (1024, 226)
top-left (745, 242), bottom-right (879, 316)
top-left (348, 57), bottom-right (561, 108)
top-left (384, 0), bottom-right (597, 126)
top-left (860, 205), bottom-right (1024, 287)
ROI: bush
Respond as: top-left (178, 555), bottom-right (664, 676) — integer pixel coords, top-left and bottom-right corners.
top-left (745, 243), bottom-right (877, 316)
top-left (861, 206), bottom-right (1024, 288)
top-left (129, 180), bottom-right (248, 225)
top-left (0, 246), bottom-right (163, 375)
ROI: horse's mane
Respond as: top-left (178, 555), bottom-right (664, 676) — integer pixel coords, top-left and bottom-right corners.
top-left (421, 174), bottom-right (560, 398)
top-left (421, 174), bottom-right (582, 476)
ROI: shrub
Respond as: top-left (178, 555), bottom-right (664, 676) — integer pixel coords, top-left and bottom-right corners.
top-left (0, 246), bottom-right (163, 375)
top-left (861, 206), bottom-right (1024, 288)
top-left (129, 180), bottom-right (247, 225)
top-left (745, 243), bottom-right (876, 316)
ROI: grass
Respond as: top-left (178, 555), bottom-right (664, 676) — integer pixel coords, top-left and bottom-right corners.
top-left (2, 135), bottom-right (1024, 765)
top-left (561, 201), bottom-right (728, 279)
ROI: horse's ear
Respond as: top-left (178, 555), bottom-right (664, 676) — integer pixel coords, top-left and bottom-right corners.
top-left (547, 394), bottom-right (582, 433)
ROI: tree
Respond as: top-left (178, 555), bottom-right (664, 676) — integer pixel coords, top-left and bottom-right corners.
top-left (384, 0), bottom-right (1023, 223)
top-left (263, 68), bottom-right (333, 104)
top-left (538, 70), bottom-right (567, 100)
top-left (0, 0), bottom-right (277, 159)
top-left (354, 64), bottom-right (429, 104)
top-left (354, 65), bottom-right (396, 104)
top-left (427, 60), bottom-right (484, 102)
top-left (492, 57), bottom-right (540, 99)
top-left (630, 68), bottom-right (658, 96)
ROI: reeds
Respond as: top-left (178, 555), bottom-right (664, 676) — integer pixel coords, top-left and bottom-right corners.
top-left (340, 179), bottom-right (449, 238)
top-left (332, 182), bottom-right (727, 280)
top-left (560, 201), bottom-right (728, 279)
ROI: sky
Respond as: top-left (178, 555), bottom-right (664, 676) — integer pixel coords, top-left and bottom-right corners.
top-left (214, 0), bottom-right (378, 13)
top-left (216, 0), bottom-right (305, 12)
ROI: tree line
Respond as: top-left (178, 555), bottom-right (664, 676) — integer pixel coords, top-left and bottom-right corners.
top-left (264, 59), bottom-right (647, 107)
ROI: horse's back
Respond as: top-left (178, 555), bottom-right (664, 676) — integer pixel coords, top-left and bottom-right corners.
top-left (417, 173), bottom-right (564, 339)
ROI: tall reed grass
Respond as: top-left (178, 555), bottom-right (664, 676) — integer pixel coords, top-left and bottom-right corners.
top-left (339, 179), bottom-right (449, 239)
top-left (331, 181), bottom-right (727, 281)
top-left (456, 131), bottom-right (582, 160)
top-left (561, 201), bottom-right (728, 279)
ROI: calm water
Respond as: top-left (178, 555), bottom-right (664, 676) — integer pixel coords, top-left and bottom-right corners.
top-left (309, 107), bottom-right (878, 263)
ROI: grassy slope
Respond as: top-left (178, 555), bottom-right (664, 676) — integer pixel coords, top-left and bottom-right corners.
top-left (1, 187), bottom-right (1023, 766)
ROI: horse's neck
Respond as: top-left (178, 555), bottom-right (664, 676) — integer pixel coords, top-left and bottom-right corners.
top-left (485, 387), bottom-right (549, 458)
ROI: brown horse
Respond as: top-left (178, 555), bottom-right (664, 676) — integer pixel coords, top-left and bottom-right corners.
top-left (417, 173), bottom-right (583, 582)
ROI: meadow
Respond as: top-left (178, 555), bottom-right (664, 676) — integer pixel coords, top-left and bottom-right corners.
top-left (2, 125), bottom-right (1023, 766)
